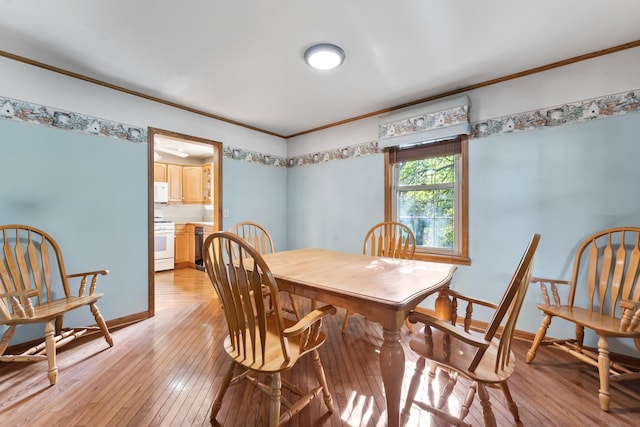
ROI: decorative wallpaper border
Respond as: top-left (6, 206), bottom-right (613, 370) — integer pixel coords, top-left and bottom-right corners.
top-left (0, 96), bottom-right (147, 143)
top-left (378, 104), bottom-right (470, 139)
top-left (287, 88), bottom-right (640, 167)
top-left (2, 90), bottom-right (639, 169)
top-left (223, 145), bottom-right (287, 168)
top-left (287, 141), bottom-right (378, 167)
top-left (471, 89), bottom-right (640, 139)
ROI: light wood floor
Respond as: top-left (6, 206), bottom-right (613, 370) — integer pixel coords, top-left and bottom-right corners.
top-left (1, 268), bottom-right (639, 426)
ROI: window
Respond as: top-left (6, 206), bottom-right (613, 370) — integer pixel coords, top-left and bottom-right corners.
top-left (384, 135), bottom-right (469, 264)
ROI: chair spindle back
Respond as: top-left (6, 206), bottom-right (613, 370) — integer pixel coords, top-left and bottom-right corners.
top-left (204, 231), bottom-right (289, 363)
top-left (471, 233), bottom-right (540, 373)
top-left (568, 227), bottom-right (640, 314)
top-left (363, 221), bottom-right (416, 259)
top-left (0, 225), bottom-right (69, 319)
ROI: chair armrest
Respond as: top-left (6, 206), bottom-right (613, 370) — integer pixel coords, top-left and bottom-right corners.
top-left (408, 310), bottom-right (490, 350)
top-left (439, 289), bottom-right (498, 310)
top-left (530, 277), bottom-right (570, 286)
top-left (282, 304), bottom-right (337, 337)
top-left (67, 270), bottom-right (109, 296)
top-left (0, 289), bottom-right (39, 319)
top-left (530, 277), bottom-right (570, 306)
top-left (620, 299), bottom-right (640, 310)
top-left (67, 269), bottom-right (110, 279)
top-left (620, 299), bottom-right (640, 332)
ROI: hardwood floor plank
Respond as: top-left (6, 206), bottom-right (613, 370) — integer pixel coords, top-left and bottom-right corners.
top-left (1, 267), bottom-right (639, 426)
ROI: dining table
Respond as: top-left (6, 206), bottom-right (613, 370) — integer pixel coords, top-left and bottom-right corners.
top-left (260, 248), bottom-right (457, 427)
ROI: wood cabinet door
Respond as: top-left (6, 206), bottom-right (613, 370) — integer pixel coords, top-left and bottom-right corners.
top-left (154, 162), bottom-right (167, 182)
top-left (174, 225), bottom-right (188, 263)
top-left (182, 166), bottom-right (203, 204)
top-left (174, 224), bottom-right (195, 265)
top-left (185, 224), bottom-right (195, 263)
top-left (167, 164), bottom-right (183, 202)
top-left (203, 225), bottom-right (215, 241)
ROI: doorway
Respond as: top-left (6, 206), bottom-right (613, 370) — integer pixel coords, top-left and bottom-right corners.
top-left (148, 127), bottom-right (222, 316)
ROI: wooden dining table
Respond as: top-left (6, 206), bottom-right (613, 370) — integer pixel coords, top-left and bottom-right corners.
top-left (260, 248), bottom-right (457, 427)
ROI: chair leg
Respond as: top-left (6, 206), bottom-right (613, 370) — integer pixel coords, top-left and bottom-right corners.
top-left (459, 381), bottom-right (477, 423)
top-left (0, 325), bottom-right (17, 357)
top-left (401, 356), bottom-right (426, 423)
top-left (499, 381), bottom-right (520, 422)
top-left (90, 303), bottom-right (113, 347)
top-left (404, 318), bottom-right (414, 333)
top-left (44, 320), bottom-right (58, 385)
top-left (576, 324), bottom-right (585, 349)
top-left (312, 349), bottom-right (334, 412)
top-left (597, 335), bottom-right (611, 411)
top-left (210, 359), bottom-right (236, 421)
top-left (526, 314), bottom-right (552, 363)
top-left (55, 315), bottom-right (64, 336)
top-left (288, 293), bottom-right (301, 320)
top-left (269, 372), bottom-right (282, 427)
top-left (342, 310), bottom-right (351, 333)
top-left (437, 370), bottom-right (458, 409)
top-left (477, 383), bottom-right (497, 427)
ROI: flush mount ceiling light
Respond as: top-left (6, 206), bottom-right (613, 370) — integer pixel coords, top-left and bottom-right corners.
top-left (304, 43), bottom-right (345, 70)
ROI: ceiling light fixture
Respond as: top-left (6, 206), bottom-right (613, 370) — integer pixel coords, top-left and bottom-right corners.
top-left (304, 43), bottom-right (345, 70)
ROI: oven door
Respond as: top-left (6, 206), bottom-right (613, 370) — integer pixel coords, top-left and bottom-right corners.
top-left (154, 228), bottom-right (175, 271)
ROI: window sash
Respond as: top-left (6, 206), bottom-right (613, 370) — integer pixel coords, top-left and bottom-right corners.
top-left (396, 156), bottom-right (459, 252)
top-left (385, 134), bottom-right (469, 265)
top-left (387, 136), bottom-right (462, 164)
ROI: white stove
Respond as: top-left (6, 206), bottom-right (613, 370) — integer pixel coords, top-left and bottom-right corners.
top-left (154, 218), bottom-right (175, 272)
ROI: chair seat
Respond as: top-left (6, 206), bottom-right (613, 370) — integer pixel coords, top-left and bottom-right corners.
top-left (3, 294), bottom-right (103, 325)
top-left (536, 304), bottom-right (639, 337)
top-left (224, 314), bottom-right (327, 373)
top-left (409, 326), bottom-right (516, 384)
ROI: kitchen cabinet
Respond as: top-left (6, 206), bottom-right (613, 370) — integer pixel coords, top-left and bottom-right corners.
top-left (204, 225), bottom-right (215, 241)
top-left (167, 164), bottom-right (183, 203)
top-left (155, 163), bottom-right (209, 205)
top-left (154, 162), bottom-right (167, 182)
top-left (182, 166), bottom-right (203, 204)
top-left (174, 223), bottom-right (195, 266)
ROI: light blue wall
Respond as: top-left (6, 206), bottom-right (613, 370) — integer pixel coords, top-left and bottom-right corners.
top-left (285, 113), bottom-right (640, 354)
top-left (462, 113), bottom-right (640, 353)
top-left (222, 158), bottom-right (288, 251)
top-left (3, 96), bottom-right (639, 354)
top-left (0, 119), bottom-right (148, 343)
top-left (286, 154), bottom-right (384, 252)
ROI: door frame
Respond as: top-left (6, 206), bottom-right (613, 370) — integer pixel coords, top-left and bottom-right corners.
top-left (147, 127), bottom-right (223, 316)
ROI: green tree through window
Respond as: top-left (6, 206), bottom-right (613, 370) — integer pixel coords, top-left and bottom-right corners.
top-left (398, 155), bottom-right (455, 248)
top-left (384, 135), bottom-right (469, 264)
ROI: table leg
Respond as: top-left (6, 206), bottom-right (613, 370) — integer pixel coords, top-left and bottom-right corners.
top-left (381, 328), bottom-right (404, 427)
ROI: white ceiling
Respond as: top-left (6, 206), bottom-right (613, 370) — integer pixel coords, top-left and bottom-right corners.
top-left (154, 134), bottom-right (213, 159)
top-left (1, 1), bottom-right (639, 138)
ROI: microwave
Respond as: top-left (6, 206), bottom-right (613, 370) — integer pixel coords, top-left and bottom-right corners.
top-left (154, 181), bottom-right (169, 203)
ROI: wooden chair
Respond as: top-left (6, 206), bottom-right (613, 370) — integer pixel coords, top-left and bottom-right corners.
top-left (228, 221), bottom-right (301, 319)
top-left (401, 234), bottom-right (540, 427)
top-left (526, 227), bottom-right (640, 411)
top-left (204, 231), bottom-right (336, 426)
top-left (0, 224), bottom-right (113, 385)
top-left (342, 221), bottom-right (416, 333)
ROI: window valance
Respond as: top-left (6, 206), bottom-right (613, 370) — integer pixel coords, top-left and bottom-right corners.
top-left (378, 94), bottom-right (471, 148)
